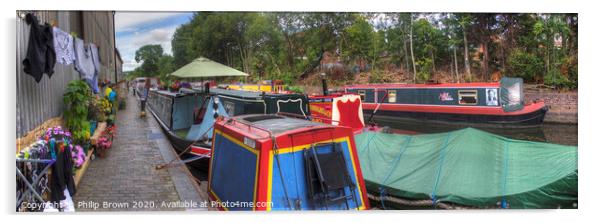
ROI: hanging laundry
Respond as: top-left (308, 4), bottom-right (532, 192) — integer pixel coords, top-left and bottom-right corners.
top-left (73, 38), bottom-right (98, 93)
top-left (89, 43), bottom-right (101, 93)
top-left (52, 27), bottom-right (75, 65)
top-left (49, 139), bottom-right (76, 204)
top-left (22, 13), bottom-right (56, 83)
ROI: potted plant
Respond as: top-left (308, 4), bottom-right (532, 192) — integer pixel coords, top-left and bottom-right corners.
top-left (95, 135), bottom-right (112, 158)
top-left (118, 96), bottom-right (126, 110)
top-left (88, 95), bottom-right (104, 134)
top-left (96, 125), bottom-right (116, 158)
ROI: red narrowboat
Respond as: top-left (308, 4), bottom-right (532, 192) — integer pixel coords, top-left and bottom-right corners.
top-left (344, 77), bottom-right (547, 126)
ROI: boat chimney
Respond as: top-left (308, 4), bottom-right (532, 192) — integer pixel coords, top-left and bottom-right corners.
top-left (204, 82), bottom-right (210, 94)
top-left (320, 73), bottom-right (329, 96)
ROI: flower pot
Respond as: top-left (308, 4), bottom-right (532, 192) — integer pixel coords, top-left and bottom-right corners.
top-left (97, 148), bottom-right (107, 158)
top-left (90, 120), bottom-right (97, 135)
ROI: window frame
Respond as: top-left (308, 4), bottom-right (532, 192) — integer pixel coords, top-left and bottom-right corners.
top-left (458, 90), bottom-right (478, 105)
top-left (357, 90), bottom-right (366, 101)
top-left (387, 90), bottom-right (397, 103)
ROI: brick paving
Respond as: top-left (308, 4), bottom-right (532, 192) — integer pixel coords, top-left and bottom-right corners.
top-left (73, 91), bottom-right (207, 211)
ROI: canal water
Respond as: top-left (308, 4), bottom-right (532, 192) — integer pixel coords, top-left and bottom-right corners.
top-left (370, 116), bottom-right (578, 146)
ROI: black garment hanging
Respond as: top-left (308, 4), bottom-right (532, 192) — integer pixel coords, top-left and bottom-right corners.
top-left (49, 141), bottom-right (76, 203)
top-left (22, 13), bottom-right (56, 83)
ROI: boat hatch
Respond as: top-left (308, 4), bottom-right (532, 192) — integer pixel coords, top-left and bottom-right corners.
top-left (305, 142), bottom-right (359, 209)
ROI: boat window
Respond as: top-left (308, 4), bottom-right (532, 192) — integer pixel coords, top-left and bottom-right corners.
top-left (506, 83), bottom-right (521, 106)
top-left (387, 90), bottom-right (396, 103)
top-left (224, 101), bottom-right (235, 116)
top-left (458, 90), bottom-right (478, 105)
top-left (357, 90), bottom-right (366, 101)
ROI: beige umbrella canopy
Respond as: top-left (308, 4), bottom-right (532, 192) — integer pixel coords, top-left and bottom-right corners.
top-left (170, 56), bottom-right (249, 78)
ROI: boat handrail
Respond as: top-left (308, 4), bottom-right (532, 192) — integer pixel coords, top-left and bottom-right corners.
top-left (366, 89), bottom-right (390, 124)
top-left (277, 111), bottom-right (335, 123)
top-left (224, 115), bottom-right (338, 141)
top-left (223, 117), bottom-right (275, 140)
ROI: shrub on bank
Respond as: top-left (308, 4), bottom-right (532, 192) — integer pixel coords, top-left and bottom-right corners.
top-left (507, 49), bottom-right (543, 83)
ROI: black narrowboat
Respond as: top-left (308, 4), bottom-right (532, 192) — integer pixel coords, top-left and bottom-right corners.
top-left (344, 77), bottom-right (547, 126)
top-left (146, 87), bottom-right (310, 170)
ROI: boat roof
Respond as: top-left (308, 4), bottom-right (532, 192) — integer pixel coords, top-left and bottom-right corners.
top-left (210, 88), bottom-right (305, 99)
top-left (232, 114), bottom-right (328, 136)
top-left (345, 82), bottom-right (500, 89)
top-left (151, 89), bottom-right (185, 97)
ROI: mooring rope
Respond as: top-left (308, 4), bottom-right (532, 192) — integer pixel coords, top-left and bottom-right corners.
top-left (273, 135), bottom-right (294, 210)
top-left (367, 193), bottom-right (486, 210)
top-left (378, 136), bottom-right (413, 209)
top-left (500, 141), bottom-right (510, 209)
top-left (358, 131), bottom-right (378, 154)
top-left (430, 132), bottom-right (452, 207)
top-left (155, 121), bottom-right (215, 170)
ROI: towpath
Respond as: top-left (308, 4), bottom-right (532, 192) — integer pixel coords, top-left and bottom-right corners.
top-left (73, 91), bottom-right (208, 211)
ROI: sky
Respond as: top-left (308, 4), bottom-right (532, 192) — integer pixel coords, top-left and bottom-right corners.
top-left (115, 12), bottom-right (193, 72)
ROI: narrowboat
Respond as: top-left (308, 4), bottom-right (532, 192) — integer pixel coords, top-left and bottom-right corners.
top-left (219, 80), bottom-right (287, 93)
top-left (308, 89), bottom-right (576, 209)
top-left (344, 77), bottom-right (548, 126)
top-left (145, 87), bottom-right (310, 169)
top-left (208, 114), bottom-right (370, 210)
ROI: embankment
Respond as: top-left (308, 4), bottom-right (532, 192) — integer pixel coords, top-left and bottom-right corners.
top-left (524, 89), bottom-right (577, 124)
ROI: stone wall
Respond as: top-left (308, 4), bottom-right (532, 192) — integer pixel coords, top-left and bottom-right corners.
top-left (524, 89), bottom-right (578, 124)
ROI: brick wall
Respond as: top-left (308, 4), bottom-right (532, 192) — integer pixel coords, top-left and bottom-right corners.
top-left (524, 90), bottom-right (578, 124)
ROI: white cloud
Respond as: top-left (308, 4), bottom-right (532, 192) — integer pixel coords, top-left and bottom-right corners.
top-left (117, 24), bottom-right (180, 71)
top-left (115, 12), bottom-right (192, 72)
top-left (122, 59), bottom-right (143, 72)
top-left (131, 28), bottom-right (176, 54)
top-left (115, 12), bottom-right (188, 32)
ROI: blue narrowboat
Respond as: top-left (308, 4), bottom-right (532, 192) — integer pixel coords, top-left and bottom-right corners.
top-left (208, 114), bottom-right (370, 210)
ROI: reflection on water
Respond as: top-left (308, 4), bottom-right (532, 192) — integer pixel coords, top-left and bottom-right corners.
top-left (370, 116), bottom-right (578, 146)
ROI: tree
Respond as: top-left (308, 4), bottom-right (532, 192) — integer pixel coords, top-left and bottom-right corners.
top-left (157, 55), bottom-right (175, 81)
top-left (245, 13), bottom-right (285, 78)
top-left (171, 22), bottom-right (195, 69)
top-left (166, 12), bottom-right (577, 88)
top-left (343, 15), bottom-right (374, 62)
top-left (411, 17), bottom-right (446, 81)
top-left (473, 14), bottom-right (497, 80)
top-left (134, 44), bottom-right (164, 76)
top-left (442, 13), bottom-right (462, 82)
top-left (533, 14), bottom-right (572, 87)
top-left (455, 14), bottom-right (474, 80)
top-left (409, 14), bottom-right (417, 82)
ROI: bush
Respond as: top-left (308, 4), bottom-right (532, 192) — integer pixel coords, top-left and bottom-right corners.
top-left (63, 80), bottom-right (92, 144)
top-left (415, 58), bottom-right (433, 82)
top-left (369, 70), bottom-right (384, 83)
top-left (274, 71), bottom-right (297, 85)
top-left (561, 55), bottom-right (578, 89)
top-left (507, 49), bottom-right (543, 82)
top-left (544, 68), bottom-right (576, 89)
top-left (88, 96), bottom-right (107, 122)
top-left (286, 85), bottom-right (304, 94)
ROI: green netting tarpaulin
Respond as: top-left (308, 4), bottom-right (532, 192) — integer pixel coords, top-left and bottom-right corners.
top-left (355, 128), bottom-right (577, 209)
